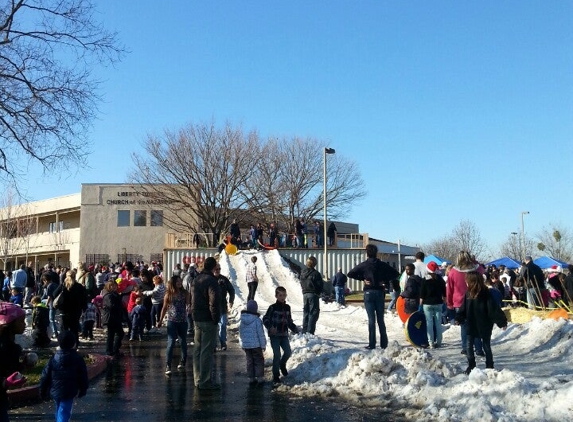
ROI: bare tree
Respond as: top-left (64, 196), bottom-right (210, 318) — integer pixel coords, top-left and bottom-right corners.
top-left (129, 121), bottom-right (258, 246)
top-left (0, 188), bottom-right (19, 268)
top-left (247, 137), bottom-right (366, 232)
top-left (423, 220), bottom-right (486, 263)
top-left (498, 232), bottom-right (535, 263)
top-left (422, 235), bottom-right (459, 263)
top-left (535, 224), bottom-right (573, 262)
top-left (0, 0), bottom-right (124, 189)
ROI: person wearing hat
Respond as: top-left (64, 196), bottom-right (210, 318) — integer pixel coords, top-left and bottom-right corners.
top-left (40, 330), bottom-right (88, 422)
top-left (0, 302), bottom-right (28, 420)
top-left (420, 261), bottom-right (447, 348)
top-left (239, 300), bottom-right (266, 384)
top-left (519, 256), bottom-right (547, 309)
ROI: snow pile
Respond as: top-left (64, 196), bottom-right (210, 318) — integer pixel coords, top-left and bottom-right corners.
top-left (223, 249), bottom-right (573, 421)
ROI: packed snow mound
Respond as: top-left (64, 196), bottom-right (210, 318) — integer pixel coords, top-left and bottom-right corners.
top-left (221, 249), bottom-right (573, 421)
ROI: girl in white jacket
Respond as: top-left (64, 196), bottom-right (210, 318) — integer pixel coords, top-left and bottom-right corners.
top-left (239, 300), bottom-right (267, 384)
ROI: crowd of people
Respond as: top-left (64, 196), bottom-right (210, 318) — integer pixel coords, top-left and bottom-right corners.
top-left (2, 245), bottom-right (572, 420)
top-left (226, 219), bottom-right (338, 250)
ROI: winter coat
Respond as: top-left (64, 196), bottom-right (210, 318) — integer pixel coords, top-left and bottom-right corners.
top-left (300, 267), bottom-right (324, 295)
top-left (420, 276), bottom-right (446, 305)
top-left (143, 283), bottom-right (165, 305)
top-left (564, 274), bottom-right (573, 305)
top-left (446, 266), bottom-right (483, 309)
top-left (347, 258), bottom-right (399, 292)
top-left (263, 301), bottom-right (298, 337)
top-left (331, 272), bottom-right (348, 287)
top-left (56, 282), bottom-right (87, 318)
top-left (401, 275), bottom-right (423, 314)
top-left (40, 349), bottom-right (88, 401)
top-left (101, 290), bottom-right (123, 327)
top-left (217, 275), bottom-right (235, 314)
top-left (32, 304), bottom-right (50, 331)
top-left (239, 311), bottom-right (267, 349)
top-left (455, 289), bottom-right (507, 338)
top-left (519, 261), bottom-right (546, 291)
top-left (191, 271), bottom-right (221, 324)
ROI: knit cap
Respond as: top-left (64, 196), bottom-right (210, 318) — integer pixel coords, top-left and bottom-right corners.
top-left (247, 300), bottom-right (258, 313)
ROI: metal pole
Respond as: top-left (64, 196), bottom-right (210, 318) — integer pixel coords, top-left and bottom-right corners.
top-left (323, 147), bottom-right (335, 279)
top-left (397, 239), bottom-right (401, 272)
top-left (521, 211), bottom-right (529, 261)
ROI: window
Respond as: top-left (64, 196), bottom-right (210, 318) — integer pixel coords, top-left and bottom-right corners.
top-left (134, 210), bottom-right (147, 227)
top-left (117, 210), bottom-right (130, 227)
top-left (48, 221), bottom-right (64, 233)
top-left (150, 210), bottom-right (163, 227)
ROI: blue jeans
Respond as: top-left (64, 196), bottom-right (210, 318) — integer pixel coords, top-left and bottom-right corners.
top-left (335, 286), bottom-right (346, 305)
top-left (55, 398), bottom-right (74, 422)
top-left (387, 291), bottom-right (398, 311)
top-left (270, 336), bottom-right (291, 378)
top-left (151, 303), bottom-right (163, 327)
top-left (218, 313), bottom-right (228, 347)
top-left (423, 304), bottom-right (443, 345)
top-left (49, 307), bottom-right (59, 337)
top-left (364, 289), bottom-right (388, 348)
top-left (166, 320), bottom-right (188, 367)
top-left (302, 293), bottom-right (320, 334)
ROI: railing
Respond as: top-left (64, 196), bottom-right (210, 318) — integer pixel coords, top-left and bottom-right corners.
top-left (165, 232), bottom-right (217, 249)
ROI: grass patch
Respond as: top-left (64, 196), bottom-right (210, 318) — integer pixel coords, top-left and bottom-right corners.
top-left (23, 351), bottom-right (95, 386)
top-left (346, 292), bottom-right (364, 301)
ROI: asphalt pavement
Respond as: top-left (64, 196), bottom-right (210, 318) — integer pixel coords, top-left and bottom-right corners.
top-left (10, 329), bottom-right (402, 422)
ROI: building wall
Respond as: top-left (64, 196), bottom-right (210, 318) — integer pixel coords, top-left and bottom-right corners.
top-left (80, 184), bottom-right (181, 264)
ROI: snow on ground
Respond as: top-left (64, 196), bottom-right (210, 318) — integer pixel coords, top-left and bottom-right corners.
top-left (223, 249), bottom-right (573, 421)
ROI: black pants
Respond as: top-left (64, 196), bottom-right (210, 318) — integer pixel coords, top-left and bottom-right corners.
top-left (82, 320), bottom-right (95, 339)
top-left (247, 282), bottom-right (258, 301)
top-left (106, 321), bottom-right (124, 356)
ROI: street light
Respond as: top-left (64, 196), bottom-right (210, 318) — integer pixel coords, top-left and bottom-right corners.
top-left (323, 147), bottom-right (335, 279)
top-left (521, 211), bottom-right (530, 262)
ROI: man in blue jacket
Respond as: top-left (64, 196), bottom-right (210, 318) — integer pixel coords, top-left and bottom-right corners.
top-left (348, 244), bottom-right (399, 349)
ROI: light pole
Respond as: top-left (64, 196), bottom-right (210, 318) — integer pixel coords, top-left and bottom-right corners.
top-left (521, 211), bottom-right (530, 262)
top-left (323, 147), bottom-right (335, 279)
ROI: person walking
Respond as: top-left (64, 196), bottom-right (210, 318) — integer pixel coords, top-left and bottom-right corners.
top-left (348, 244), bottom-right (399, 350)
top-left (331, 268), bottom-right (348, 307)
top-left (214, 264), bottom-right (235, 351)
top-left (300, 257), bottom-right (323, 335)
top-left (191, 257), bottom-right (221, 390)
top-left (54, 271), bottom-right (87, 348)
top-left (101, 281), bottom-right (124, 358)
top-left (246, 256), bottom-right (259, 301)
top-left (158, 275), bottom-right (189, 375)
top-left (456, 271), bottom-right (508, 374)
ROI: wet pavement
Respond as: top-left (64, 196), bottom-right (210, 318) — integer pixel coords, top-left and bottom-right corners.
top-left (10, 333), bottom-right (402, 422)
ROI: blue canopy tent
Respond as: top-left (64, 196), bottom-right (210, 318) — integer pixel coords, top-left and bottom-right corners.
top-left (485, 257), bottom-right (520, 269)
top-left (533, 256), bottom-right (570, 269)
top-left (423, 254), bottom-right (449, 265)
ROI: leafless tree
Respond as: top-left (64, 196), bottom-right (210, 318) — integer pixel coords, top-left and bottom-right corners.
top-left (0, 188), bottom-right (19, 268)
top-left (423, 220), bottom-right (486, 263)
top-left (247, 137), bottom-right (366, 232)
top-left (130, 122), bottom-right (367, 246)
top-left (535, 224), bottom-right (573, 262)
top-left (498, 232), bottom-right (535, 263)
top-left (129, 121), bottom-right (258, 246)
top-left (422, 235), bottom-right (459, 264)
top-left (0, 0), bottom-right (124, 190)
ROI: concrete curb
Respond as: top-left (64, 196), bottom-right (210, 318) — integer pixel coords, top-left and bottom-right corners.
top-left (7, 353), bottom-right (108, 406)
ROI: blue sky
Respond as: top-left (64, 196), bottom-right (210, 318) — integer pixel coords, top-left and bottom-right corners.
top-left (26, 1), bottom-right (572, 254)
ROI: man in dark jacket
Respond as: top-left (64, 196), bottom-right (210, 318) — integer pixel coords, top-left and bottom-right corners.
top-left (519, 256), bottom-right (547, 309)
top-left (300, 256), bottom-right (323, 335)
top-left (348, 244), bottom-right (399, 349)
top-left (214, 265), bottom-right (235, 350)
top-left (191, 257), bottom-right (221, 390)
top-left (331, 268), bottom-right (348, 307)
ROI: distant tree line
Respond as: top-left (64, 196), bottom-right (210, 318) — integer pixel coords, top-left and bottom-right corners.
top-left (423, 220), bottom-right (573, 264)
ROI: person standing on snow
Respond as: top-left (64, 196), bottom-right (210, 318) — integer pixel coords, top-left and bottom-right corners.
top-left (348, 244), bottom-right (399, 350)
top-left (299, 257), bottom-right (323, 335)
